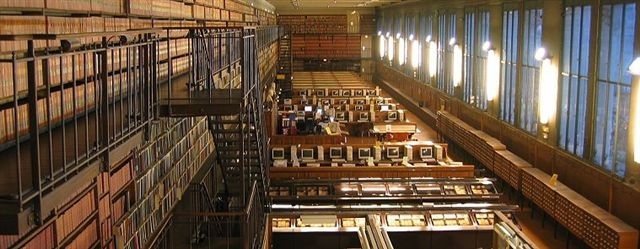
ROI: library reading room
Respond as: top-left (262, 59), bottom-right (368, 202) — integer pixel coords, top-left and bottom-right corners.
top-left (0, 0), bottom-right (639, 249)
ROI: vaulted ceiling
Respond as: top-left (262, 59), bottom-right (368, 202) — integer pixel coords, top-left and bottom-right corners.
top-left (266, 0), bottom-right (405, 14)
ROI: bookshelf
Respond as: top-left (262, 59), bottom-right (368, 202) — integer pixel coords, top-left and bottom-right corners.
top-left (0, 0), bottom-right (276, 248)
top-left (359, 15), bottom-right (376, 35)
top-left (114, 117), bottom-right (214, 249)
top-left (278, 15), bottom-right (363, 60)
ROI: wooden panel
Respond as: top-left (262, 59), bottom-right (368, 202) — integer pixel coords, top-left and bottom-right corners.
top-left (447, 99), bottom-right (460, 116)
top-left (499, 125), bottom-right (534, 162)
top-left (534, 142), bottom-right (554, 173)
top-left (457, 104), bottom-right (482, 129)
top-left (554, 152), bottom-right (609, 209)
top-left (480, 114), bottom-right (501, 139)
top-left (611, 182), bottom-right (640, 236)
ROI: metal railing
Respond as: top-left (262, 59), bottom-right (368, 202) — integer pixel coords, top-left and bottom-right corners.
top-left (0, 30), bottom-right (160, 227)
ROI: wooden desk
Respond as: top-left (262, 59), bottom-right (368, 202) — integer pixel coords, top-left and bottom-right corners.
top-left (370, 122), bottom-right (417, 142)
top-left (269, 165), bottom-right (475, 180)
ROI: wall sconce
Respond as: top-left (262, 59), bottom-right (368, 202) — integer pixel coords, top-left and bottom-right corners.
top-left (483, 41), bottom-right (499, 101)
top-left (411, 38), bottom-right (421, 69)
top-left (398, 36), bottom-right (406, 65)
top-left (427, 35), bottom-right (437, 78)
top-left (378, 33), bottom-right (386, 59)
top-left (629, 57), bottom-right (640, 75)
top-left (387, 35), bottom-right (394, 62)
top-left (450, 38), bottom-right (462, 87)
top-left (630, 57), bottom-right (640, 163)
top-left (536, 47), bottom-right (558, 128)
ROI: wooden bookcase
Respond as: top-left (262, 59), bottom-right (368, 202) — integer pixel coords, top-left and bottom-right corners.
top-left (0, 0), bottom-right (276, 248)
top-left (278, 15), bottom-right (363, 60)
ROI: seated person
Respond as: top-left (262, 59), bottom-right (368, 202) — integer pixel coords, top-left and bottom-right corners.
top-left (325, 122), bottom-right (349, 136)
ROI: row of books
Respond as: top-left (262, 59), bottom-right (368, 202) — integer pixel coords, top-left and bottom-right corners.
top-left (158, 39), bottom-right (190, 62)
top-left (136, 118), bottom-right (195, 174)
top-left (100, 216), bottom-right (113, 248)
top-left (64, 218), bottom-right (98, 249)
top-left (45, 0), bottom-right (122, 14)
top-left (116, 117), bottom-right (214, 249)
top-left (98, 193), bottom-right (111, 224)
top-left (0, 46), bottom-right (191, 145)
top-left (0, 36), bottom-right (178, 96)
top-left (112, 193), bottom-right (129, 223)
top-left (0, 12), bottom-right (267, 55)
top-left (97, 172), bottom-right (109, 197)
top-left (258, 43), bottom-right (278, 81)
top-left (18, 224), bottom-right (55, 249)
top-left (110, 162), bottom-right (133, 196)
top-left (0, 0), bottom-right (252, 19)
top-left (0, 77), bottom-right (99, 144)
top-left (135, 118), bottom-right (205, 201)
top-left (127, 0), bottom-right (253, 21)
top-left (157, 56), bottom-right (190, 80)
top-left (55, 188), bottom-right (97, 243)
top-left (225, 0), bottom-right (253, 15)
top-left (278, 15), bottom-right (349, 34)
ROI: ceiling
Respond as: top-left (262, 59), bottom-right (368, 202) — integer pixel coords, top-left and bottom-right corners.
top-left (265, 0), bottom-right (405, 14)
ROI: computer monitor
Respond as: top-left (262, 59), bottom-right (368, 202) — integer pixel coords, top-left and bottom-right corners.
top-left (284, 98), bottom-right (292, 105)
top-left (356, 99), bottom-right (365, 105)
top-left (359, 112), bottom-right (369, 121)
top-left (342, 89), bottom-right (351, 96)
top-left (329, 147), bottom-right (342, 159)
top-left (386, 146), bottom-right (400, 159)
top-left (301, 148), bottom-right (314, 160)
top-left (387, 111), bottom-right (398, 121)
top-left (358, 147), bottom-right (371, 159)
top-left (380, 105), bottom-right (389, 111)
top-left (272, 147), bottom-right (285, 160)
top-left (304, 105), bottom-right (313, 112)
top-left (335, 112), bottom-right (346, 121)
top-left (317, 90), bottom-right (325, 96)
top-left (420, 147), bottom-right (433, 159)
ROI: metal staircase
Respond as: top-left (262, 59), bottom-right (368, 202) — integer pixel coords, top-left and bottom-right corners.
top-left (276, 27), bottom-right (293, 98)
top-left (158, 27), bottom-right (269, 249)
